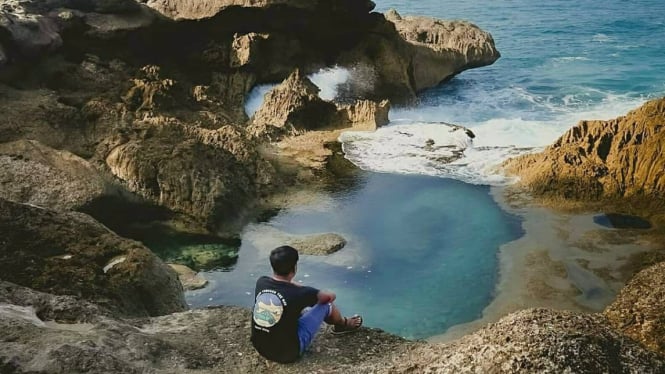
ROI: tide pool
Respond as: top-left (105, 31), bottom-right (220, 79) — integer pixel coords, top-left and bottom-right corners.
top-left (186, 173), bottom-right (523, 339)
top-left (188, 0), bottom-right (665, 339)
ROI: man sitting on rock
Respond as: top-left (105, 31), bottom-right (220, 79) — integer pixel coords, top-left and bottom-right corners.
top-left (251, 245), bottom-right (363, 363)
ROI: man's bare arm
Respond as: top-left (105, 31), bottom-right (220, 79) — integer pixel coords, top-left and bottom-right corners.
top-left (317, 290), bottom-right (336, 304)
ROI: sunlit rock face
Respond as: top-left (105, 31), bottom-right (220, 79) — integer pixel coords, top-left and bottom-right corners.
top-left (505, 98), bottom-right (665, 201)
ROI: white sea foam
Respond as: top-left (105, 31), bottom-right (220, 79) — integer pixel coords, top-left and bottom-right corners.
top-left (551, 56), bottom-right (591, 63)
top-left (244, 84), bottom-right (276, 118)
top-left (244, 67), bottom-right (351, 117)
top-left (592, 33), bottom-right (612, 43)
top-left (340, 86), bottom-right (647, 185)
top-left (308, 67), bottom-right (351, 101)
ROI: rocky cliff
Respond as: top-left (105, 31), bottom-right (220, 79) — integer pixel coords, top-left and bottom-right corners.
top-left (504, 97), bottom-right (665, 203)
top-left (0, 0), bottom-right (499, 229)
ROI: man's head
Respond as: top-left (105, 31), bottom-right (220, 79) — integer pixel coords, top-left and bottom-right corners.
top-left (270, 245), bottom-right (299, 277)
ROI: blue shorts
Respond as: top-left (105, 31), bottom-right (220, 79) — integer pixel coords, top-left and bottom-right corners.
top-left (297, 303), bottom-right (332, 354)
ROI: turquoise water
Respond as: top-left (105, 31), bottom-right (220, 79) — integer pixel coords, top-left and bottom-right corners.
top-left (188, 173), bottom-right (522, 339)
top-left (187, 1), bottom-right (665, 339)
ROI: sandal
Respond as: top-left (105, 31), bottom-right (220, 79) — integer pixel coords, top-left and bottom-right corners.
top-left (331, 314), bottom-right (363, 335)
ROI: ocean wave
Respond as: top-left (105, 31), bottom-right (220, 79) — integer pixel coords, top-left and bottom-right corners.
top-left (340, 87), bottom-right (647, 185)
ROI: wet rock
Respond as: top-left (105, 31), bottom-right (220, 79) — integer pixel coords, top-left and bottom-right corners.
top-left (0, 140), bottom-right (115, 211)
top-left (287, 233), bottom-right (347, 256)
top-left (605, 261), bottom-right (665, 355)
top-left (504, 98), bottom-right (665, 201)
top-left (168, 264), bottom-right (208, 290)
top-left (165, 243), bottom-right (239, 271)
top-left (0, 198), bottom-right (186, 317)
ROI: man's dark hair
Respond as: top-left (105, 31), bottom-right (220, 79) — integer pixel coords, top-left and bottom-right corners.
top-left (270, 246), bottom-right (299, 276)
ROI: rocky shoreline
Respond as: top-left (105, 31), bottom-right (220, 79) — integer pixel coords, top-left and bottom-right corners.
top-left (2, 0), bottom-right (665, 372)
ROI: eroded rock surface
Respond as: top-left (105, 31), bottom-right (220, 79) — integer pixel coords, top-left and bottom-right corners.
top-left (605, 261), bottom-right (665, 355)
top-left (504, 97), bottom-right (665, 201)
top-left (0, 199), bottom-right (186, 317)
top-left (389, 309), bottom-right (665, 373)
top-left (286, 233), bottom-right (347, 255)
top-left (99, 117), bottom-right (275, 226)
top-left (385, 9), bottom-right (501, 92)
top-left (1, 281), bottom-right (663, 373)
top-left (0, 140), bottom-right (116, 211)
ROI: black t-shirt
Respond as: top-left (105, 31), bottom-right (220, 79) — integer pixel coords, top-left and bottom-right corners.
top-left (250, 276), bottom-right (319, 363)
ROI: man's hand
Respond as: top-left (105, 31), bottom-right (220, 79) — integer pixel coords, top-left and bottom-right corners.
top-left (317, 290), bottom-right (336, 304)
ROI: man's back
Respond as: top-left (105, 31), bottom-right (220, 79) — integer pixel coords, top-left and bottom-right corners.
top-left (251, 276), bottom-right (318, 363)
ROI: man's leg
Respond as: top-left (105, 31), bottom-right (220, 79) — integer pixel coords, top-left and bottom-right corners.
top-left (297, 303), bottom-right (332, 354)
top-left (325, 304), bottom-right (362, 333)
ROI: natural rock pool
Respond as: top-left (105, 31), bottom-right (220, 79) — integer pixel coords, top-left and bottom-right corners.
top-left (185, 172), bottom-right (523, 339)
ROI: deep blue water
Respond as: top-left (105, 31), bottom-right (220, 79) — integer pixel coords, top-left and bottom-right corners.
top-left (185, 1), bottom-right (665, 339)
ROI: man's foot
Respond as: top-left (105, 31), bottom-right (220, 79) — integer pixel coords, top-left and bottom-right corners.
top-left (331, 315), bottom-right (362, 335)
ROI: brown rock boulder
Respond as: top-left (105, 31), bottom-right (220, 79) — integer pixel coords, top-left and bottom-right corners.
top-left (287, 233), bottom-right (347, 256)
top-left (0, 140), bottom-right (115, 211)
top-left (605, 261), bottom-right (665, 355)
top-left (504, 98), bottom-right (665, 201)
top-left (386, 9), bottom-right (501, 92)
top-left (0, 198), bottom-right (186, 317)
top-left (100, 118), bottom-right (273, 226)
top-left (338, 99), bottom-right (391, 130)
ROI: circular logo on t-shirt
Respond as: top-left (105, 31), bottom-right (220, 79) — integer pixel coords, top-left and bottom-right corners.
top-left (253, 291), bottom-right (284, 328)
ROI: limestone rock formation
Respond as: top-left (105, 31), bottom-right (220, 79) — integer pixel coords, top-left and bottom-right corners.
top-left (0, 140), bottom-right (115, 211)
top-left (0, 199), bottom-right (186, 317)
top-left (338, 10), bottom-right (500, 102)
top-left (504, 98), bottom-right (665, 201)
top-left (338, 99), bottom-right (391, 130)
top-left (141, 0), bottom-right (376, 20)
top-left (605, 261), bottom-right (665, 355)
top-left (100, 118), bottom-right (275, 227)
top-left (249, 70), bottom-right (390, 140)
top-left (388, 309), bottom-right (665, 373)
top-left (248, 69), bottom-right (339, 139)
top-left (286, 233), bottom-right (347, 255)
top-left (385, 9), bottom-right (500, 92)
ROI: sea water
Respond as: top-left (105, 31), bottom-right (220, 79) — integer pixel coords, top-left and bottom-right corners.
top-left (185, 0), bottom-right (665, 339)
